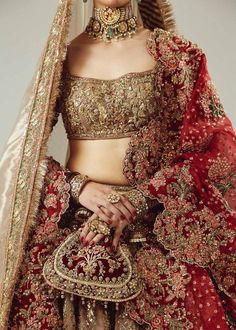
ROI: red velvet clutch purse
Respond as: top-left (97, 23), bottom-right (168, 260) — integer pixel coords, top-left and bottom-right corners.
top-left (42, 229), bottom-right (143, 303)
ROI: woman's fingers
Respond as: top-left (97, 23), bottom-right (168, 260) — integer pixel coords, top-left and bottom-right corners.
top-left (120, 195), bottom-right (137, 218)
top-left (79, 222), bottom-right (90, 243)
top-left (99, 198), bottom-right (124, 219)
top-left (79, 183), bottom-right (136, 225)
top-left (79, 212), bottom-right (112, 246)
top-left (79, 216), bottom-right (129, 251)
top-left (97, 205), bottom-right (113, 218)
top-left (94, 203), bottom-right (113, 223)
top-left (89, 233), bottom-right (105, 246)
top-left (83, 230), bottom-right (96, 246)
top-left (116, 195), bottom-right (136, 222)
top-left (96, 195), bottom-right (134, 223)
top-left (94, 203), bottom-right (113, 222)
top-left (112, 220), bottom-right (127, 251)
top-left (112, 229), bottom-right (122, 251)
top-left (78, 213), bottom-right (97, 242)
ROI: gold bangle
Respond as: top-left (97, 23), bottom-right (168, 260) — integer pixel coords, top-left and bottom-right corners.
top-left (70, 173), bottom-right (91, 204)
top-left (124, 189), bottom-right (149, 218)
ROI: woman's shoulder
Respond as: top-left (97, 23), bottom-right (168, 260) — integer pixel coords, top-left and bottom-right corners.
top-left (147, 27), bottom-right (204, 67)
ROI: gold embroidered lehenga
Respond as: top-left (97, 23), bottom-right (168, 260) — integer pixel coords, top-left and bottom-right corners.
top-left (0, 1), bottom-right (236, 329)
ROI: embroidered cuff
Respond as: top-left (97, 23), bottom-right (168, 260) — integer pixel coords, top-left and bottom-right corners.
top-left (65, 170), bottom-right (91, 204)
top-left (123, 188), bottom-right (149, 218)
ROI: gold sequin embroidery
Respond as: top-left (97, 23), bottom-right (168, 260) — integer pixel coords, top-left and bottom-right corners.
top-left (58, 64), bottom-right (159, 139)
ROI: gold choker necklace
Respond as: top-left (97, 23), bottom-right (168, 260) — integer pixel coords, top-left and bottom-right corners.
top-left (85, 5), bottom-right (138, 43)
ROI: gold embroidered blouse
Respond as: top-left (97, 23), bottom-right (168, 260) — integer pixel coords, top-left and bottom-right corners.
top-left (58, 63), bottom-right (159, 140)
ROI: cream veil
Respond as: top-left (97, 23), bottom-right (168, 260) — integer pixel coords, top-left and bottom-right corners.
top-left (0, 0), bottom-right (176, 327)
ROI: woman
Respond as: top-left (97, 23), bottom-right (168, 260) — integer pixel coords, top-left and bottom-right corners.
top-left (0, 0), bottom-right (235, 329)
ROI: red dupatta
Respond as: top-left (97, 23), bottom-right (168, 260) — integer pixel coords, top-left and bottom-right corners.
top-left (121, 28), bottom-right (236, 329)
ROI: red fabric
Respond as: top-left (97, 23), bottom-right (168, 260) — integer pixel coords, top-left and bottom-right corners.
top-left (126, 247), bottom-right (231, 330)
top-left (125, 30), bottom-right (236, 329)
top-left (9, 158), bottom-right (71, 330)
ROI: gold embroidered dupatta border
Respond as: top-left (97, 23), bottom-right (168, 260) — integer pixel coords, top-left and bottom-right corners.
top-left (0, 0), bottom-right (72, 327)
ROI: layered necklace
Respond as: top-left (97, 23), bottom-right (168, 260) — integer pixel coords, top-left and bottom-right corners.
top-left (85, 4), bottom-right (138, 43)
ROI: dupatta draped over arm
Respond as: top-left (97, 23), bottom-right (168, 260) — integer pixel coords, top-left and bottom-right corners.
top-left (121, 28), bottom-right (236, 328)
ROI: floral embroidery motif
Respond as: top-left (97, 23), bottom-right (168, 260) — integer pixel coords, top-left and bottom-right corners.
top-left (123, 118), bottom-right (162, 185)
top-left (58, 63), bottom-right (159, 140)
top-left (210, 253), bottom-right (236, 301)
top-left (126, 247), bottom-right (193, 329)
top-left (123, 28), bottom-right (203, 187)
top-left (123, 27), bottom-right (236, 329)
top-left (198, 80), bottom-right (224, 119)
top-left (151, 164), bottom-right (235, 266)
top-left (126, 247), bottom-right (233, 330)
top-left (9, 158), bottom-right (72, 329)
top-left (43, 233), bottom-right (143, 303)
top-left (208, 157), bottom-right (234, 195)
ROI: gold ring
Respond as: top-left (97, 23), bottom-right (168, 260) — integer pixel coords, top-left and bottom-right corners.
top-left (87, 218), bottom-right (110, 236)
top-left (107, 192), bottom-right (121, 204)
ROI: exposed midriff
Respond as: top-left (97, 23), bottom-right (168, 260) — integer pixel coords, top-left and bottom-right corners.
top-left (66, 137), bottom-right (131, 185)
top-left (59, 65), bottom-right (159, 184)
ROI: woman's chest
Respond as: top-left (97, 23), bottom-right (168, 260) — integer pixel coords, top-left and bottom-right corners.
top-left (59, 67), bottom-right (159, 140)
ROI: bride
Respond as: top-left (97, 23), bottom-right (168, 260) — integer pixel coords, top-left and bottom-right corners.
top-left (0, 0), bottom-right (235, 329)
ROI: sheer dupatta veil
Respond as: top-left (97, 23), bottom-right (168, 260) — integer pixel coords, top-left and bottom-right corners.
top-left (0, 0), bottom-right (176, 327)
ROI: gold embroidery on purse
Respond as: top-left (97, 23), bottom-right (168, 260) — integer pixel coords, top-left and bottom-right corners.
top-left (42, 230), bottom-right (143, 303)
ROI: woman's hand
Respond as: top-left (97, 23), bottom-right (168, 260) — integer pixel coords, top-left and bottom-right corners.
top-left (78, 212), bottom-right (130, 251)
top-left (78, 181), bottom-right (137, 224)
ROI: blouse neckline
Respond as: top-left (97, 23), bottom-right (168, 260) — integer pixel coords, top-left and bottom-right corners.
top-left (66, 62), bottom-right (159, 83)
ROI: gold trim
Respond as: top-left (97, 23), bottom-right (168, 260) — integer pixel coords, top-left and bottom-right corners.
top-left (0, 0), bottom-right (72, 327)
top-left (43, 233), bottom-right (143, 303)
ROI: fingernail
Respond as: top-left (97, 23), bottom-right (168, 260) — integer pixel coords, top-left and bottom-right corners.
top-left (90, 241), bottom-right (95, 246)
top-left (111, 245), bottom-right (116, 252)
top-left (108, 220), bottom-right (112, 225)
top-left (80, 236), bottom-right (84, 242)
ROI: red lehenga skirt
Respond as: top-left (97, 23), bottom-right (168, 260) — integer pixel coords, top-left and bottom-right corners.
top-left (8, 157), bottom-right (234, 330)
